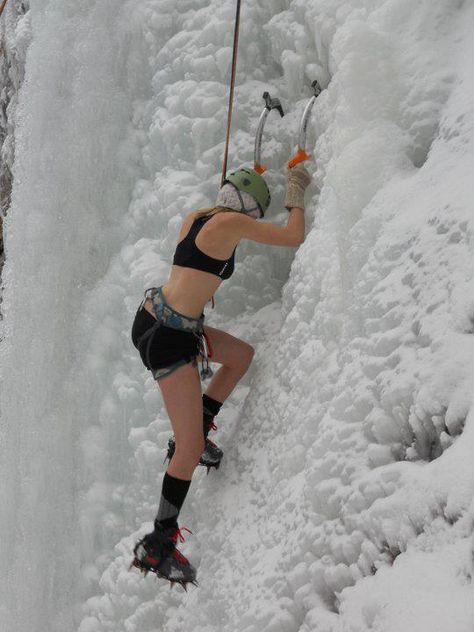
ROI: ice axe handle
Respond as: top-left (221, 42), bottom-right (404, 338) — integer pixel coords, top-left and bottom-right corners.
top-left (288, 80), bottom-right (322, 169)
top-left (254, 91), bottom-right (285, 174)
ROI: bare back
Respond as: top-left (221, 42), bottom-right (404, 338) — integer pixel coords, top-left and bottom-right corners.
top-left (143, 205), bottom-right (304, 319)
top-left (145, 211), bottom-right (241, 319)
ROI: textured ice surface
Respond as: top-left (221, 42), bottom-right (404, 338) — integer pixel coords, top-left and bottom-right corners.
top-left (1, 0), bottom-right (474, 631)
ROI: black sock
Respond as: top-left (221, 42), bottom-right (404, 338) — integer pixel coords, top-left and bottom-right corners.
top-left (155, 472), bottom-right (191, 530)
top-left (202, 394), bottom-right (223, 438)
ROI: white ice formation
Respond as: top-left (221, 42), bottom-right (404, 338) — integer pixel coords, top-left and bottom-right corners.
top-left (0, 1), bottom-right (473, 631)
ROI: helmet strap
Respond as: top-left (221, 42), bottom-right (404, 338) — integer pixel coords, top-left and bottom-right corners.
top-left (230, 183), bottom-right (261, 218)
top-left (233, 186), bottom-right (245, 211)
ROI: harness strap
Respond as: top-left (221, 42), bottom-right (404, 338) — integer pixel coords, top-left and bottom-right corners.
top-left (139, 287), bottom-right (214, 380)
top-left (144, 287), bottom-right (164, 321)
top-left (203, 331), bottom-right (213, 358)
top-left (137, 320), bottom-right (205, 376)
top-left (198, 329), bottom-right (213, 380)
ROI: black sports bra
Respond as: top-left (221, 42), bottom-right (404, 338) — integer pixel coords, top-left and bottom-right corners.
top-left (172, 215), bottom-right (236, 280)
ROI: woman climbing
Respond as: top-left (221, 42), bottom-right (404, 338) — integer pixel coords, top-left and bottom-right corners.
top-left (130, 162), bottom-right (312, 588)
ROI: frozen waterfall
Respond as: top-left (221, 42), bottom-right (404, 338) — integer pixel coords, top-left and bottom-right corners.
top-left (1, 1), bottom-right (473, 631)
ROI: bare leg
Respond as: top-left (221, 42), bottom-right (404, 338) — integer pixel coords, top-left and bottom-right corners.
top-left (158, 361), bottom-right (204, 480)
top-left (202, 325), bottom-right (254, 403)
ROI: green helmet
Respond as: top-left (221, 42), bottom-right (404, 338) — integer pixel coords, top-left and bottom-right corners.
top-left (225, 167), bottom-right (271, 217)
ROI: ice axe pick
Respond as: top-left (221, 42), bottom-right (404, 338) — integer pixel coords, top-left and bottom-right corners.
top-left (288, 80), bottom-right (322, 168)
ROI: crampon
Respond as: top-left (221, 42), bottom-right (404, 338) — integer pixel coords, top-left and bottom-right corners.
top-left (130, 525), bottom-right (198, 591)
top-left (166, 423), bottom-right (223, 474)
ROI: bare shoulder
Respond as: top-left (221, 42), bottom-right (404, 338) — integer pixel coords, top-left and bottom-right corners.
top-left (185, 210), bottom-right (199, 223)
top-left (177, 211), bottom-right (199, 240)
top-left (178, 210), bottom-right (232, 239)
top-left (181, 210), bottom-right (199, 226)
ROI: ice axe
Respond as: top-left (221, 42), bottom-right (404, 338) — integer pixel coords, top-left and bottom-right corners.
top-left (288, 80), bottom-right (322, 168)
top-left (254, 91), bottom-right (285, 174)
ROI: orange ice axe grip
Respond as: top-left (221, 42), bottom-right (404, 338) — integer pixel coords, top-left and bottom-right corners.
top-left (288, 148), bottom-right (311, 169)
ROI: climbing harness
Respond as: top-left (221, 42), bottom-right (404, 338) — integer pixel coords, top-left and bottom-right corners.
top-left (136, 287), bottom-right (214, 381)
top-left (288, 80), bottom-right (322, 168)
top-left (254, 91), bottom-right (285, 174)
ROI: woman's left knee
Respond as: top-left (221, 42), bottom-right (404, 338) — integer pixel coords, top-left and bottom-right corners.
top-left (236, 342), bottom-right (254, 372)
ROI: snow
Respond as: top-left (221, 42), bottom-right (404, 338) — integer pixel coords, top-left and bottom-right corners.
top-left (1, 0), bottom-right (474, 631)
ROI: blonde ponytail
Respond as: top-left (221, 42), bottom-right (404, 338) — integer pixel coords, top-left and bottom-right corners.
top-left (193, 206), bottom-right (236, 220)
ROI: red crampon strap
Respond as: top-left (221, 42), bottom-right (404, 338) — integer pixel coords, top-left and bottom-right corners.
top-left (171, 526), bottom-right (193, 564)
top-left (172, 548), bottom-right (190, 564)
top-left (171, 526), bottom-right (192, 545)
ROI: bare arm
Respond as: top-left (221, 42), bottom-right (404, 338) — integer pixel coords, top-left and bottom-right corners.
top-left (235, 163), bottom-right (312, 247)
top-left (230, 207), bottom-right (305, 247)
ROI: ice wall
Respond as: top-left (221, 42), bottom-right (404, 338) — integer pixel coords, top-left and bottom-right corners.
top-left (0, 0), bottom-right (147, 629)
top-left (0, 1), bottom-right (30, 282)
top-left (1, 0), bottom-right (473, 631)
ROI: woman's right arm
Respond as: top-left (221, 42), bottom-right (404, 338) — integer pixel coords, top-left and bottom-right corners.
top-left (231, 163), bottom-right (312, 247)
top-left (233, 208), bottom-right (305, 247)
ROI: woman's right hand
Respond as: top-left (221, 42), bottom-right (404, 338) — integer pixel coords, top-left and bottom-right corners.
top-left (284, 162), bottom-right (312, 211)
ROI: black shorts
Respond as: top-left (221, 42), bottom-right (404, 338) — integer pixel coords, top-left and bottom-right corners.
top-left (131, 306), bottom-right (201, 380)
